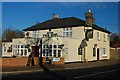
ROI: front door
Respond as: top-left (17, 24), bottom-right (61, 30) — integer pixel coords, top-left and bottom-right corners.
top-left (97, 48), bottom-right (99, 61)
top-left (31, 46), bottom-right (39, 57)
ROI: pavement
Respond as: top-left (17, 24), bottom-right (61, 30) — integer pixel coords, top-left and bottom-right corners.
top-left (1, 59), bottom-right (119, 75)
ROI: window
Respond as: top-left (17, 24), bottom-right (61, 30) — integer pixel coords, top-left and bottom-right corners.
top-left (58, 50), bottom-right (61, 57)
top-left (54, 45), bottom-right (57, 48)
top-left (21, 50), bottom-right (23, 55)
top-left (103, 48), bottom-right (106, 54)
top-left (107, 34), bottom-right (110, 41)
top-left (97, 32), bottom-right (100, 40)
top-left (93, 48), bottom-right (96, 57)
top-left (49, 45), bottom-right (52, 48)
top-left (78, 46), bottom-right (82, 55)
top-left (24, 50), bottom-right (27, 55)
top-left (53, 50), bottom-right (57, 57)
top-left (21, 45), bottom-right (23, 48)
top-left (17, 49), bottom-right (19, 55)
top-left (63, 27), bottom-right (72, 38)
top-left (58, 45), bottom-right (61, 49)
top-left (32, 30), bottom-right (39, 38)
top-left (43, 44), bottom-right (62, 57)
top-left (103, 34), bottom-right (106, 42)
top-left (49, 49), bottom-right (52, 56)
top-left (4, 47), bottom-right (6, 52)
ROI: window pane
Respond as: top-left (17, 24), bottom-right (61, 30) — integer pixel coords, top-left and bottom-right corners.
top-left (58, 45), bottom-right (61, 48)
top-left (78, 47), bottom-right (82, 55)
top-left (43, 45), bottom-right (46, 48)
top-left (46, 45), bottom-right (48, 48)
top-left (93, 48), bottom-right (96, 56)
top-left (18, 45), bottom-right (19, 48)
top-left (21, 50), bottom-right (23, 55)
top-left (63, 28), bottom-right (65, 31)
top-left (49, 45), bottom-right (52, 48)
top-left (53, 50), bottom-right (57, 57)
top-left (24, 50), bottom-right (27, 55)
top-left (54, 45), bottom-right (57, 48)
top-left (66, 32), bottom-right (69, 37)
top-left (21, 45), bottom-right (23, 48)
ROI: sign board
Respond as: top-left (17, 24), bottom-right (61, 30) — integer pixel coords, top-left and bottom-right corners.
top-left (53, 58), bottom-right (60, 62)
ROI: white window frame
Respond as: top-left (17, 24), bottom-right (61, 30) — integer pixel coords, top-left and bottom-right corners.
top-left (32, 30), bottom-right (39, 38)
top-left (63, 27), bottom-right (72, 38)
top-left (97, 32), bottom-right (100, 41)
top-left (102, 48), bottom-right (107, 56)
top-left (42, 44), bottom-right (62, 57)
top-left (103, 33), bottom-right (106, 42)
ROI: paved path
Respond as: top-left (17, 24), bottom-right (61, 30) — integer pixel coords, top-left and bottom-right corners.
top-left (1, 59), bottom-right (119, 74)
top-left (2, 63), bottom-right (119, 79)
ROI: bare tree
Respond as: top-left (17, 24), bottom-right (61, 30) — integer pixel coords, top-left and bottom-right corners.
top-left (110, 33), bottom-right (120, 47)
top-left (2, 28), bottom-right (24, 42)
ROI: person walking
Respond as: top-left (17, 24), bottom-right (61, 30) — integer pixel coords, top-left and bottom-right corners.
top-left (27, 48), bottom-right (35, 66)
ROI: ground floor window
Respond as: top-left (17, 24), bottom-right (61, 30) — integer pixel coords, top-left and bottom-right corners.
top-left (78, 46), bottom-right (82, 55)
top-left (42, 44), bottom-right (62, 57)
top-left (102, 48), bottom-right (107, 56)
top-left (13, 44), bottom-right (28, 56)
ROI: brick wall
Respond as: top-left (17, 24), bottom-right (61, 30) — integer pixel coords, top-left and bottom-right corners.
top-left (51, 57), bottom-right (65, 65)
top-left (110, 48), bottom-right (120, 60)
top-left (2, 57), bottom-right (40, 67)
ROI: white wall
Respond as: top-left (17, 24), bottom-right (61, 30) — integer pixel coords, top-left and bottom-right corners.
top-left (87, 29), bottom-right (110, 61)
top-left (2, 42), bottom-right (12, 57)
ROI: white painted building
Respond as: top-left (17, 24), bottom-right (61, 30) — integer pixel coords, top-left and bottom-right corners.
top-left (2, 9), bottom-right (111, 63)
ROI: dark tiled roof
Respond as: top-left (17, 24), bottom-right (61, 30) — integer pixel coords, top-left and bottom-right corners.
top-left (23, 17), bottom-right (111, 33)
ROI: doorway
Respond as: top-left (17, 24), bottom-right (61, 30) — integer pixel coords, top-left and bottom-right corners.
top-left (97, 48), bottom-right (99, 61)
top-left (31, 46), bottom-right (39, 57)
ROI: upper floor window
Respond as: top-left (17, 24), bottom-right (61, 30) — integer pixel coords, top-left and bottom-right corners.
top-left (103, 33), bottom-right (106, 42)
top-left (63, 27), bottom-right (72, 38)
top-left (32, 31), bottom-right (39, 38)
top-left (97, 32), bottom-right (100, 40)
top-left (107, 34), bottom-right (110, 41)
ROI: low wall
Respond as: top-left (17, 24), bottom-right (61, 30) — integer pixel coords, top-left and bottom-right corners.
top-left (51, 57), bottom-right (65, 65)
top-left (110, 48), bottom-right (120, 60)
top-left (2, 57), bottom-right (39, 67)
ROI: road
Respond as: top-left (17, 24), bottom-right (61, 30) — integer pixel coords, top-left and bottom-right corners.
top-left (2, 64), bottom-right (119, 80)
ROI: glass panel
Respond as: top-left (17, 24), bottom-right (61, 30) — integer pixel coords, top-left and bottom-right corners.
top-left (21, 50), bottom-right (23, 55)
top-left (46, 45), bottom-right (48, 48)
top-left (49, 45), bottom-right (52, 48)
top-left (78, 47), bottom-right (82, 55)
top-left (93, 48), bottom-right (96, 56)
top-left (24, 50), bottom-right (27, 55)
top-left (43, 45), bottom-right (46, 48)
top-left (66, 32), bottom-right (69, 37)
top-left (21, 45), bottom-right (23, 48)
top-left (54, 45), bottom-right (57, 48)
top-left (53, 50), bottom-right (57, 57)
top-left (58, 45), bottom-right (61, 48)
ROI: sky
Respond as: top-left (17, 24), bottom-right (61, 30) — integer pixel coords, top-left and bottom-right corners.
top-left (2, 2), bottom-right (119, 34)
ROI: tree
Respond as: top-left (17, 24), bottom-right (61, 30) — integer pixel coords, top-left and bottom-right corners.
top-left (110, 33), bottom-right (120, 47)
top-left (2, 28), bottom-right (24, 42)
